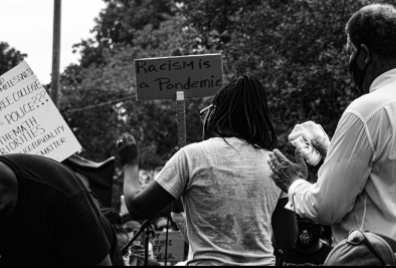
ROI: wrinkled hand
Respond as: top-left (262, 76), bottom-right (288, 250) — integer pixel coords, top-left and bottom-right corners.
top-left (116, 133), bottom-right (139, 166)
top-left (311, 139), bottom-right (328, 158)
top-left (268, 149), bottom-right (308, 193)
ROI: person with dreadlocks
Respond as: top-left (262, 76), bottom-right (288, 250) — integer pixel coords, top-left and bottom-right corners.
top-left (122, 74), bottom-right (298, 266)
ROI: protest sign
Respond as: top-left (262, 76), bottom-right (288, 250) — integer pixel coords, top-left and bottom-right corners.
top-left (152, 231), bottom-right (187, 262)
top-left (135, 54), bottom-right (223, 100)
top-left (0, 62), bottom-right (82, 162)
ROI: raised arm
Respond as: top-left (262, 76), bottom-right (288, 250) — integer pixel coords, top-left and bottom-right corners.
top-left (117, 134), bottom-right (175, 220)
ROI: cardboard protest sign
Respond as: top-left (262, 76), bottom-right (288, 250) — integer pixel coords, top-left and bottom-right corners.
top-left (152, 231), bottom-right (187, 262)
top-left (0, 62), bottom-right (82, 162)
top-left (135, 54), bottom-right (223, 100)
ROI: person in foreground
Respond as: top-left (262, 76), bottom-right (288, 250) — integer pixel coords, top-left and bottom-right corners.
top-left (324, 230), bottom-right (396, 266)
top-left (122, 74), bottom-right (298, 266)
top-left (0, 154), bottom-right (115, 266)
top-left (269, 4), bottom-right (396, 243)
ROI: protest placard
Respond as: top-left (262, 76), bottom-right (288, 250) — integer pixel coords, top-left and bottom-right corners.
top-left (0, 62), bottom-right (82, 162)
top-left (152, 231), bottom-right (187, 263)
top-left (135, 54), bottom-right (223, 100)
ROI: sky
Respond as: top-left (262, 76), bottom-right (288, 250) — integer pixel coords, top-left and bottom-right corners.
top-left (0, 0), bottom-right (107, 84)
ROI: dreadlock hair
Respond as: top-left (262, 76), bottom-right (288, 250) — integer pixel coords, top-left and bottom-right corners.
top-left (209, 74), bottom-right (277, 150)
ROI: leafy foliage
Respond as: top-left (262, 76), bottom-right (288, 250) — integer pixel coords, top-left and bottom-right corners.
top-left (180, 0), bottom-right (396, 156)
top-left (0, 42), bottom-right (27, 76)
top-left (62, 0), bottom-right (396, 166)
top-left (62, 10), bottom-right (208, 169)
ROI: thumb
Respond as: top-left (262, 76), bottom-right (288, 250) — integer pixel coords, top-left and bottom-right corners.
top-left (295, 148), bottom-right (306, 165)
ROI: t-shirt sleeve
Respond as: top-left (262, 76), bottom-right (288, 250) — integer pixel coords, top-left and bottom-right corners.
top-left (155, 148), bottom-right (190, 199)
top-left (53, 191), bottom-right (111, 266)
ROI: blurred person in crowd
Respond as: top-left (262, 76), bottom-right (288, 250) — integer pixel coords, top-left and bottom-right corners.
top-left (120, 74), bottom-right (298, 266)
top-left (324, 230), bottom-right (396, 266)
top-left (101, 208), bottom-right (130, 250)
top-left (121, 214), bottom-right (157, 263)
top-left (0, 154), bottom-right (114, 266)
top-left (281, 217), bottom-right (333, 266)
top-left (269, 4), bottom-right (396, 244)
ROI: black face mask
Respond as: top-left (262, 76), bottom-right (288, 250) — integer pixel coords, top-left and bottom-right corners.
top-left (349, 47), bottom-right (370, 94)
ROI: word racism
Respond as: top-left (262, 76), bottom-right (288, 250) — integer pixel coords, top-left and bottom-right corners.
top-left (136, 59), bottom-right (211, 74)
top-left (0, 68), bottom-right (34, 93)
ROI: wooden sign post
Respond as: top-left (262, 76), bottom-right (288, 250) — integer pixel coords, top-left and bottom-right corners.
top-left (176, 92), bottom-right (186, 148)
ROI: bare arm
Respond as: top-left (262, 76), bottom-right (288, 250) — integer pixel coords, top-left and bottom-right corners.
top-left (117, 134), bottom-right (176, 220)
top-left (123, 164), bottom-right (141, 204)
top-left (272, 198), bottom-right (298, 250)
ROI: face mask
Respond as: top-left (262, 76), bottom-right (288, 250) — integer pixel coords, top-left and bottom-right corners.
top-left (349, 47), bottom-right (370, 94)
top-left (296, 224), bottom-right (322, 251)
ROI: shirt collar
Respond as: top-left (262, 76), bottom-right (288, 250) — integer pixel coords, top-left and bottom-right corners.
top-left (370, 68), bottom-right (396, 93)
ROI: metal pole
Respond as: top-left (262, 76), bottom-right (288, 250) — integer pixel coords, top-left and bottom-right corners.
top-left (51, 0), bottom-right (62, 108)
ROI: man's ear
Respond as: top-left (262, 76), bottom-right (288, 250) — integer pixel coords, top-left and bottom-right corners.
top-left (361, 44), bottom-right (371, 65)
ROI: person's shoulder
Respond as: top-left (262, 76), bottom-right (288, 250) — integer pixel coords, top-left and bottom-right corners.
top-left (182, 140), bottom-right (211, 153)
top-left (0, 161), bottom-right (17, 191)
top-left (346, 87), bottom-right (396, 121)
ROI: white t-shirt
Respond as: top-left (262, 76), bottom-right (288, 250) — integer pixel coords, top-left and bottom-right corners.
top-left (155, 137), bottom-right (283, 266)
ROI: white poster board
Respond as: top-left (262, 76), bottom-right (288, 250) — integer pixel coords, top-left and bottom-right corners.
top-left (0, 62), bottom-right (82, 162)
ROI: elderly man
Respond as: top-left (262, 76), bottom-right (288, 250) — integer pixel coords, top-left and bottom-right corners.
top-left (269, 4), bottom-right (396, 244)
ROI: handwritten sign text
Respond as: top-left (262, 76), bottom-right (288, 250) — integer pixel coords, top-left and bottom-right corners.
top-left (135, 54), bottom-right (223, 100)
top-left (0, 62), bottom-right (82, 162)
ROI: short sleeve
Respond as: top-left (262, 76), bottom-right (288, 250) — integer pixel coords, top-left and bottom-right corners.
top-left (155, 149), bottom-right (190, 199)
top-left (53, 192), bottom-right (110, 266)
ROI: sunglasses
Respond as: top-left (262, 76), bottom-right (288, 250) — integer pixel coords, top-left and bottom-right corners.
top-left (199, 104), bottom-right (215, 123)
top-left (346, 230), bottom-right (391, 266)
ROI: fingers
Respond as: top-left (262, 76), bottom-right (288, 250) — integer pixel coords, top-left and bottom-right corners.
top-left (294, 148), bottom-right (306, 165)
top-left (117, 133), bottom-right (137, 149)
top-left (273, 149), bottom-right (291, 164)
top-left (311, 139), bottom-right (328, 156)
top-left (268, 152), bottom-right (282, 175)
top-left (122, 133), bottom-right (137, 144)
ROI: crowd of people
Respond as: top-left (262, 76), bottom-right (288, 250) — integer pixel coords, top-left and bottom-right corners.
top-left (1, 3), bottom-right (396, 266)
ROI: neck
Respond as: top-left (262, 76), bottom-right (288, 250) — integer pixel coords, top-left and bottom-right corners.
top-left (367, 60), bottom-right (396, 91)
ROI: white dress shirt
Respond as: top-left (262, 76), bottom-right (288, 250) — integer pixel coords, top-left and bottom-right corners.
top-left (289, 68), bottom-right (396, 243)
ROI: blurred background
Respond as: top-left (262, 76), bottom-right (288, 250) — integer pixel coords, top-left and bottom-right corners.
top-left (2, 0), bottom-right (396, 209)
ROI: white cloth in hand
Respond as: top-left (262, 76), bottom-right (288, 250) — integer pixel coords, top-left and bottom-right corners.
top-left (289, 121), bottom-right (330, 150)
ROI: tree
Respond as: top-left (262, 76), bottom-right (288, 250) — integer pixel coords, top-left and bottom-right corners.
top-left (62, 12), bottom-right (208, 169)
top-left (179, 0), bottom-right (396, 156)
top-left (0, 42), bottom-right (27, 76)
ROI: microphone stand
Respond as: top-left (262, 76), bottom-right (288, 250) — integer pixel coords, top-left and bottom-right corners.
top-left (121, 218), bottom-right (155, 266)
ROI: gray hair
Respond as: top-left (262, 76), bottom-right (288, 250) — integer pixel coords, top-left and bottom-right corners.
top-left (346, 4), bottom-right (396, 60)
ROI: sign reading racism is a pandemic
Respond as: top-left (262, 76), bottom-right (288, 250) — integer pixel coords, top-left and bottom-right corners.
top-left (0, 62), bottom-right (82, 162)
top-left (135, 54), bottom-right (223, 100)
